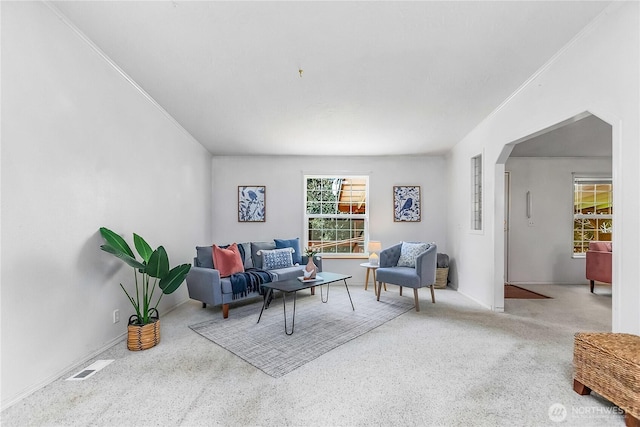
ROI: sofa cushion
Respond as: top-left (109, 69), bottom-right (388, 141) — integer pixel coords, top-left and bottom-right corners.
top-left (195, 246), bottom-right (214, 269)
top-left (275, 237), bottom-right (302, 265)
top-left (397, 242), bottom-right (430, 268)
top-left (251, 241), bottom-right (276, 269)
top-left (261, 248), bottom-right (294, 270)
top-left (269, 265), bottom-right (305, 282)
top-left (213, 243), bottom-right (244, 277)
top-left (238, 242), bottom-right (253, 269)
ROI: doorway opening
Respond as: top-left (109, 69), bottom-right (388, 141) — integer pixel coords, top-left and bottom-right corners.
top-left (496, 112), bottom-right (613, 331)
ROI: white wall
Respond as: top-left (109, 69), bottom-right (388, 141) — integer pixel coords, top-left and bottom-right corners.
top-left (447, 2), bottom-right (639, 333)
top-left (210, 155), bottom-right (447, 282)
top-left (0, 2), bottom-right (212, 408)
top-left (506, 157), bottom-right (611, 284)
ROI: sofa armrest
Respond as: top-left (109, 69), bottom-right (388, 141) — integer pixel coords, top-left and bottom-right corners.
top-left (586, 250), bottom-right (612, 284)
top-left (416, 244), bottom-right (438, 286)
top-left (186, 266), bottom-right (223, 306)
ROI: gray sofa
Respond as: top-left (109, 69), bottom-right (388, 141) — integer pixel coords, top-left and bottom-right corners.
top-left (185, 240), bottom-right (322, 318)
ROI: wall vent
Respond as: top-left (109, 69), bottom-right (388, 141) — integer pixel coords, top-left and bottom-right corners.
top-left (66, 359), bottom-right (114, 381)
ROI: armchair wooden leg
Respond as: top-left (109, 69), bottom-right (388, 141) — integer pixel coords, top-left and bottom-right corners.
top-left (413, 288), bottom-right (420, 312)
top-left (399, 286), bottom-right (403, 296)
top-left (376, 282), bottom-right (382, 301)
top-left (430, 285), bottom-right (435, 303)
top-left (590, 280), bottom-right (595, 293)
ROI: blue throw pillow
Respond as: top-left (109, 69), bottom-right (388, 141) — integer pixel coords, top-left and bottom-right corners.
top-left (275, 237), bottom-right (302, 265)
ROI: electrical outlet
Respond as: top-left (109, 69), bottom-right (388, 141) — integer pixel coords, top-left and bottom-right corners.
top-left (113, 309), bottom-right (120, 324)
top-left (528, 220), bottom-right (535, 227)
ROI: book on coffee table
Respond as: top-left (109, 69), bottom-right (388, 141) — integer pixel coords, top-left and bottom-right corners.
top-left (297, 275), bottom-right (323, 283)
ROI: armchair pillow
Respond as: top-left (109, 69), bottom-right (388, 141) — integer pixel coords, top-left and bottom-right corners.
top-left (261, 248), bottom-right (294, 270)
top-left (275, 237), bottom-right (302, 265)
top-left (212, 243), bottom-right (245, 277)
top-left (397, 241), bottom-right (430, 268)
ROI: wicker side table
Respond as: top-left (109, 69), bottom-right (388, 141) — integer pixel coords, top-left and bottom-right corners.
top-left (573, 332), bottom-right (640, 427)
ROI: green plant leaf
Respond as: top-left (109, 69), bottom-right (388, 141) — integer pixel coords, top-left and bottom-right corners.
top-left (133, 233), bottom-right (153, 263)
top-left (159, 264), bottom-right (191, 294)
top-left (100, 244), bottom-right (145, 270)
top-left (99, 227), bottom-right (134, 258)
top-left (146, 246), bottom-right (169, 279)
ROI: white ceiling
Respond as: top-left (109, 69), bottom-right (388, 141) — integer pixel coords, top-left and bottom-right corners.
top-left (51, 1), bottom-right (612, 156)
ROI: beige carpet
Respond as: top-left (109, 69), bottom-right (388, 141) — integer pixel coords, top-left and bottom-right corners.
top-left (1, 284), bottom-right (616, 426)
top-left (189, 289), bottom-right (414, 377)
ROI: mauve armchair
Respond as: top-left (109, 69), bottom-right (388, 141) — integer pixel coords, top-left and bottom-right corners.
top-left (375, 242), bottom-right (437, 311)
top-left (585, 241), bottom-right (612, 293)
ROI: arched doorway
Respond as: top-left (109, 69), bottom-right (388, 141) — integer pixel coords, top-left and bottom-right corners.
top-left (494, 111), bottom-right (613, 329)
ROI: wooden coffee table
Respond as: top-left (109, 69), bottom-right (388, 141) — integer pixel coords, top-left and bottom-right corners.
top-left (257, 272), bottom-right (354, 335)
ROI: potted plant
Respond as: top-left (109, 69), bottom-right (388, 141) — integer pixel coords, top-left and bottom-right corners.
top-left (99, 227), bottom-right (191, 351)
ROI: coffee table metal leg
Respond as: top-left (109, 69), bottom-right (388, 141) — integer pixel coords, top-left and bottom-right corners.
top-left (257, 288), bottom-right (274, 323)
top-left (343, 279), bottom-right (355, 311)
top-left (320, 282), bottom-right (330, 303)
top-left (282, 291), bottom-right (297, 335)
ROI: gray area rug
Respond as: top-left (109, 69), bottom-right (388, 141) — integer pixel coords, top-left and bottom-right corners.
top-left (189, 287), bottom-right (414, 377)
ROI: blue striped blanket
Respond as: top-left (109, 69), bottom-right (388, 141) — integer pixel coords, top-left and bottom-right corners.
top-left (230, 268), bottom-right (272, 299)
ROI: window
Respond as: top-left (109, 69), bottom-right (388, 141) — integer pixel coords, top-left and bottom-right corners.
top-left (471, 154), bottom-right (482, 231)
top-left (304, 176), bottom-right (369, 255)
top-left (573, 174), bottom-right (612, 256)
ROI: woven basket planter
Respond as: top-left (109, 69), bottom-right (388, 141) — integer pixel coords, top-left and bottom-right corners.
top-left (127, 317), bottom-right (160, 351)
top-left (434, 267), bottom-right (449, 289)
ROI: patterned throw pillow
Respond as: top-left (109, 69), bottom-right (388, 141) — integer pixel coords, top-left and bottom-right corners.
top-left (251, 241), bottom-right (276, 269)
top-left (274, 238), bottom-right (302, 265)
top-left (397, 242), bottom-right (430, 268)
top-left (261, 248), bottom-right (294, 270)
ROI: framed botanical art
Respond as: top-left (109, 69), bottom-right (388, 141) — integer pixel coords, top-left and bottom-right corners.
top-left (393, 186), bottom-right (421, 222)
top-left (238, 186), bottom-right (266, 222)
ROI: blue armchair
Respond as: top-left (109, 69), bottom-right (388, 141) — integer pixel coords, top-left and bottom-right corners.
top-left (375, 242), bottom-right (437, 311)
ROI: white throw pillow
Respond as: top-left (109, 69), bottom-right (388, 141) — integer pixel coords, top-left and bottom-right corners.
top-left (397, 242), bottom-right (430, 268)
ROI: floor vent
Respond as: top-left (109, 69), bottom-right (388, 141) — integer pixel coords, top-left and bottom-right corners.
top-left (66, 359), bottom-right (114, 381)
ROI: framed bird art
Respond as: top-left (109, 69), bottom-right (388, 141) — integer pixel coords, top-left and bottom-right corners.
top-left (393, 186), bottom-right (421, 222)
top-left (238, 185), bottom-right (266, 222)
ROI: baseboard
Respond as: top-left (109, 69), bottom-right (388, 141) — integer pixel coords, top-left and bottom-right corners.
top-left (507, 281), bottom-right (584, 286)
top-left (0, 298), bottom-right (190, 412)
top-left (456, 289), bottom-right (493, 311)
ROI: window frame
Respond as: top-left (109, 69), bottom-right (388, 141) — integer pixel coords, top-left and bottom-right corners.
top-left (303, 175), bottom-right (370, 258)
top-left (572, 173), bottom-right (612, 258)
top-left (471, 153), bottom-right (483, 232)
